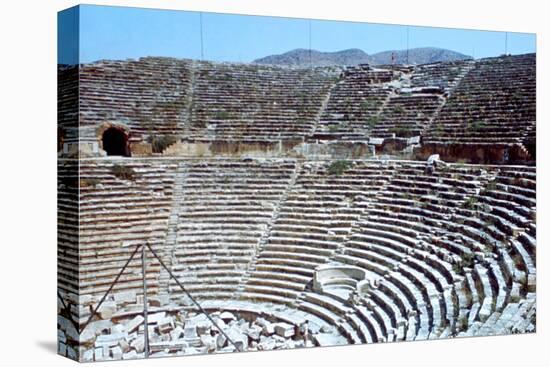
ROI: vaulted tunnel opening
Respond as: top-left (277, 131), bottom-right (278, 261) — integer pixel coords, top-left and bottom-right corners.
top-left (102, 127), bottom-right (130, 157)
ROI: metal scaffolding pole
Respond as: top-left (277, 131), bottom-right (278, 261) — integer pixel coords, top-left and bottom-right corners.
top-left (308, 20), bottom-right (312, 68)
top-left (406, 26), bottom-right (410, 64)
top-left (200, 12), bottom-right (204, 60)
top-left (142, 245), bottom-right (150, 358)
top-left (505, 32), bottom-right (508, 55)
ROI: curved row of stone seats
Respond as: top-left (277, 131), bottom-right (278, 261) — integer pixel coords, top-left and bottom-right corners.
top-left (410, 60), bottom-right (473, 93)
top-left (425, 54), bottom-right (535, 145)
top-left (168, 159), bottom-right (297, 301)
top-left (78, 160), bottom-right (178, 298)
top-left (314, 67), bottom-right (394, 140)
top-left (187, 62), bottom-right (337, 142)
top-left (458, 292), bottom-right (536, 337)
top-left (58, 160), bottom-right (79, 295)
top-left (476, 166), bottom-right (536, 291)
top-left (369, 93), bottom-right (444, 138)
top-left (79, 57), bottom-right (193, 143)
top-left (298, 278), bottom-right (414, 344)
top-left (343, 223), bottom-right (455, 334)
top-left (297, 291), bottom-right (372, 344)
top-left (57, 65), bottom-right (79, 131)
top-left (359, 162), bottom-right (532, 338)
top-left (310, 269), bottom-right (400, 343)
top-left (241, 161), bottom-right (394, 305)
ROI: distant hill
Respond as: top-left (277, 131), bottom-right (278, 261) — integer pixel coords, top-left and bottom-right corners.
top-left (253, 47), bottom-right (472, 67)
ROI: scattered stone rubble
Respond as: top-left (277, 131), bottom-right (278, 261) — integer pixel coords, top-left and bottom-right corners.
top-left (58, 291), bottom-right (334, 361)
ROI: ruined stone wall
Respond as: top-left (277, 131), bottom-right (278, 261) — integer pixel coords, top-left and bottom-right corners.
top-left (61, 54), bottom-right (536, 164)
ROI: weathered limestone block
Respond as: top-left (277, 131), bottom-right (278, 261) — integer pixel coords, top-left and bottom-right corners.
top-left (200, 335), bottom-right (217, 352)
top-left (216, 332), bottom-right (227, 348)
top-left (256, 317), bottom-right (274, 335)
top-left (183, 324), bottom-right (198, 339)
top-left (274, 322), bottom-right (294, 338)
top-left (82, 349), bottom-right (94, 362)
top-left (94, 347), bottom-right (103, 361)
top-left (98, 301), bottom-right (117, 320)
top-left (118, 339), bottom-right (130, 353)
top-left (126, 315), bottom-right (144, 333)
top-left (80, 328), bottom-right (96, 345)
top-left (147, 312), bottom-right (166, 324)
top-left (170, 325), bottom-right (184, 340)
top-left (219, 311), bottom-right (236, 323)
top-left (57, 329), bottom-right (67, 344)
top-left (130, 336), bottom-right (145, 353)
top-left (58, 342), bottom-right (67, 356)
top-left (158, 317), bottom-right (175, 334)
top-left (66, 346), bottom-right (77, 360)
top-left (111, 346), bottom-right (123, 359)
top-left (95, 332), bottom-right (128, 348)
top-left (226, 326), bottom-right (248, 351)
top-left (114, 291), bottom-right (137, 305)
top-left (245, 324), bottom-right (262, 341)
top-left (123, 350), bottom-right (138, 360)
top-left (196, 320), bottom-right (212, 336)
top-left (257, 336), bottom-right (276, 351)
top-left (527, 274), bottom-right (536, 292)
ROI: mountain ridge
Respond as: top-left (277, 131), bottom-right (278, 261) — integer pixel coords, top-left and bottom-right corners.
top-left (253, 47), bottom-right (472, 66)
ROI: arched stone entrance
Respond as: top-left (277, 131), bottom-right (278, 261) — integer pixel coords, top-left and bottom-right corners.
top-left (101, 126), bottom-right (130, 157)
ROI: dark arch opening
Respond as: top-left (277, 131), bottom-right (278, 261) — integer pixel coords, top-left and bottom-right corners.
top-left (102, 128), bottom-right (130, 156)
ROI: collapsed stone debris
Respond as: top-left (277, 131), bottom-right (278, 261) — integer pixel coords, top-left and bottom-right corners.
top-left (58, 293), bottom-right (332, 361)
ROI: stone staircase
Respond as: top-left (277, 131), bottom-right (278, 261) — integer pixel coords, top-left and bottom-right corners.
top-left (158, 162), bottom-right (188, 296)
top-left (309, 75), bottom-right (343, 137)
top-left (235, 160), bottom-right (303, 295)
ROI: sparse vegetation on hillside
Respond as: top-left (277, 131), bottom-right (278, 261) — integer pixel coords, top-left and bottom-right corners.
top-left (367, 116), bottom-right (379, 129)
top-left (149, 135), bottom-right (177, 153)
top-left (80, 179), bottom-right (100, 188)
top-left (468, 120), bottom-right (486, 131)
top-left (389, 126), bottom-right (413, 136)
top-left (110, 165), bottom-right (135, 181)
top-left (214, 111), bottom-right (233, 120)
top-left (328, 122), bottom-right (349, 132)
top-left (393, 105), bottom-right (406, 114)
top-left (328, 160), bottom-right (352, 176)
top-left (462, 196), bottom-right (478, 210)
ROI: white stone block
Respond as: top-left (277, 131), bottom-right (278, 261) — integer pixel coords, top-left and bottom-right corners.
top-left (126, 315), bottom-right (144, 333)
top-left (123, 350), bottom-right (138, 360)
top-left (82, 349), bottom-right (94, 362)
top-left (147, 312), bottom-right (166, 324)
top-left (111, 346), bottom-right (123, 359)
top-left (98, 301), bottom-right (117, 320)
top-left (219, 311), bottom-right (236, 322)
top-left (114, 291), bottom-right (136, 305)
top-left (94, 347), bottom-right (103, 361)
top-left (274, 322), bottom-right (295, 338)
top-left (130, 337), bottom-right (144, 353)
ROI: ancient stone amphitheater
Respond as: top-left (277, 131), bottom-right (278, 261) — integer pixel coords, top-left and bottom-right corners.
top-left (57, 53), bottom-right (536, 361)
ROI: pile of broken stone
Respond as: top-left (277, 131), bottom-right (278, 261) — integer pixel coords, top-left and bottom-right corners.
top-left (58, 291), bottom-right (317, 361)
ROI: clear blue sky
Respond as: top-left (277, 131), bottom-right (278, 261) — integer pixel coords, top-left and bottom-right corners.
top-left (58, 4), bottom-right (536, 65)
